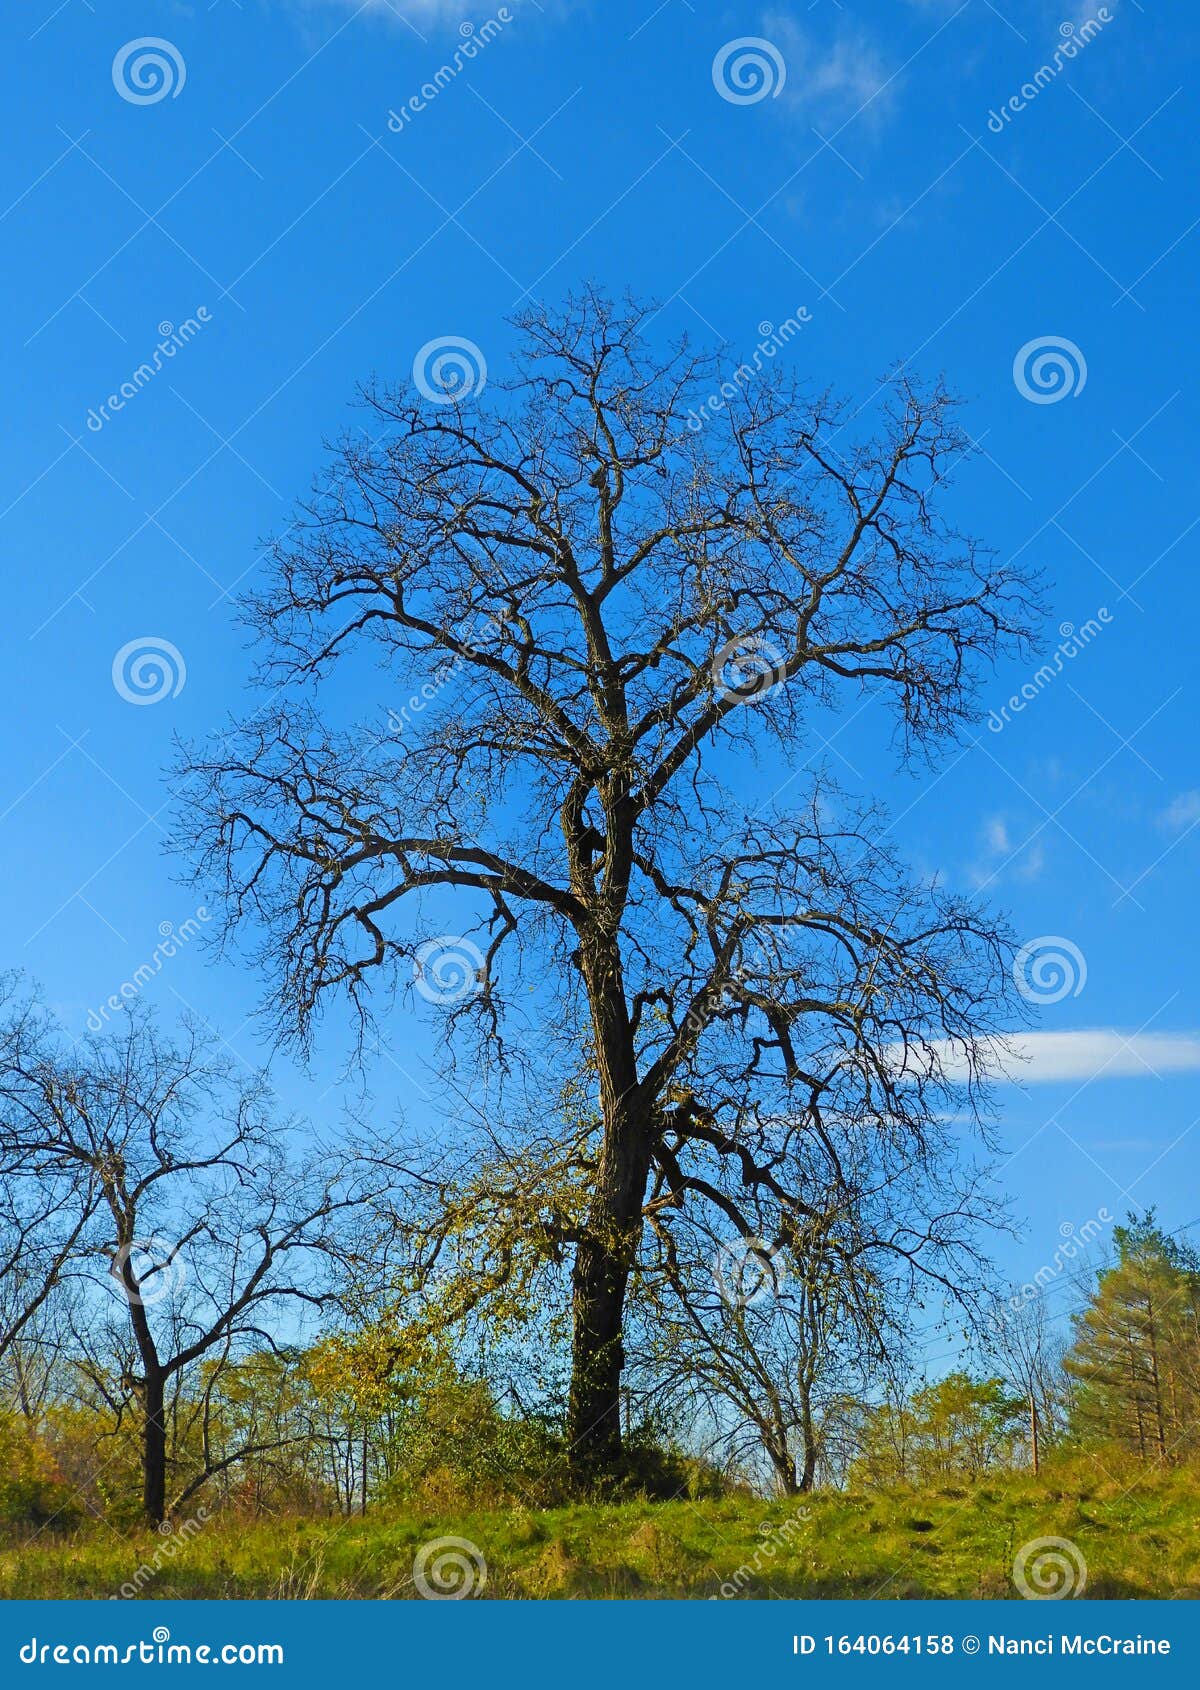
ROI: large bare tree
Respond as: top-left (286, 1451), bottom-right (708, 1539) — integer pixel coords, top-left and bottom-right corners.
top-left (177, 289), bottom-right (1036, 1484)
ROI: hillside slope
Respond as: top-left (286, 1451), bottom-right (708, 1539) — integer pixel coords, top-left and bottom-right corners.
top-left (3, 1465), bottom-right (1199, 1600)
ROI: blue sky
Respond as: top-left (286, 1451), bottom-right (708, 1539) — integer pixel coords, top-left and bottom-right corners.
top-left (2, 0), bottom-right (1198, 1350)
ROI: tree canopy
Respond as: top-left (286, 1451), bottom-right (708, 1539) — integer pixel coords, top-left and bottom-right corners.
top-left (176, 288), bottom-right (1038, 1482)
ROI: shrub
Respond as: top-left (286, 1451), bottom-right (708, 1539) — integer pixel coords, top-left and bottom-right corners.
top-left (0, 1414), bottom-right (80, 1530)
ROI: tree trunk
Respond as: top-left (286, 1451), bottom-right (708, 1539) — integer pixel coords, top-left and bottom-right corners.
top-left (566, 923), bottom-right (649, 1488)
top-left (14, 1347), bottom-right (32, 1422)
top-left (1146, 1299), bottom-right (1168, 1460)
top-left (798, 1380), bottom-right (818, 1491)
top-left (143, 1367), bottom-right (168, 1526)
top-left (114, 1221), bottom-right (169, 1527)
top-left (567, 1241), bottom-right (629, 1480)
top-left (566, 1107), bottom-right (652, 1485)
top-left (769, 1443), bottom-right (800, 1496)
top-left (1029, 1389), bottom-right (1040, 1477)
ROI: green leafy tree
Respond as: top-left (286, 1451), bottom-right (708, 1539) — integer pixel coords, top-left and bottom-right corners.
top-left (851, 1371), bottom-right (1025, 1487)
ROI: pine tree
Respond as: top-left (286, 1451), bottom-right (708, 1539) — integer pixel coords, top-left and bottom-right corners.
top-left (1065, 1213), bottom-right (1200, 1462)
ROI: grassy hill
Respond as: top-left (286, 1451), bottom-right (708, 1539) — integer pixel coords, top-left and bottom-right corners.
top-left (3, 1462), bottom-right (1199, 1599)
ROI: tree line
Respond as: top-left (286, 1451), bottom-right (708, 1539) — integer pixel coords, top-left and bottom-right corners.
top-left (2, 977), bottom-right (1192, 1524)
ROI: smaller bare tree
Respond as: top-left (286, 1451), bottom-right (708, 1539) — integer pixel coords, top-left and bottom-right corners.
top-left (0, 986), bottom-right (376, 1524)
top-left (632, 1121), bottom-right (998, 1494)
top-left (634, 1210), bottom-right (866, 1495)
top-left (0, 983), bottom-right (102, 1381)
top-left (983, 1294), bottom-right (1062, 1475)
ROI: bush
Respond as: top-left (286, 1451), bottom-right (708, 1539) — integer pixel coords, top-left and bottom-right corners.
top-left (608, 1422), bottom-right (729, 1501)
top-left (0, 1414), bottom-right (80, 1530)
top-left (378, 1381), bottom-right (730, 1508)
top-left (381, 1379), bottom-right (572, 1508)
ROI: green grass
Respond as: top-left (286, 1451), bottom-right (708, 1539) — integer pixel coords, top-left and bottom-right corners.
top-left (4, 1463), bottom-right (1200, 1599)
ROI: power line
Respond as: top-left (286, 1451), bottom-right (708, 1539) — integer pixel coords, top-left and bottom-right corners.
top-left (906, 1213), bottom-right (1200, 1377)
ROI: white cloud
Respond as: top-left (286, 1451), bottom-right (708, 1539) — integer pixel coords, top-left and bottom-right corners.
top-left (763, 14), bottom-right (892, 121)
top-left (984, 814), bottom-right (1011, 854)
top-left (902, 1030), bottom-right (1200, 1086)
top-left (1015, 840), bottom-right (1046, 882)
top-left (1158, 790), bottom-right (1200, 834)
top-left (968, 812), bottom-right (1045, 887)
